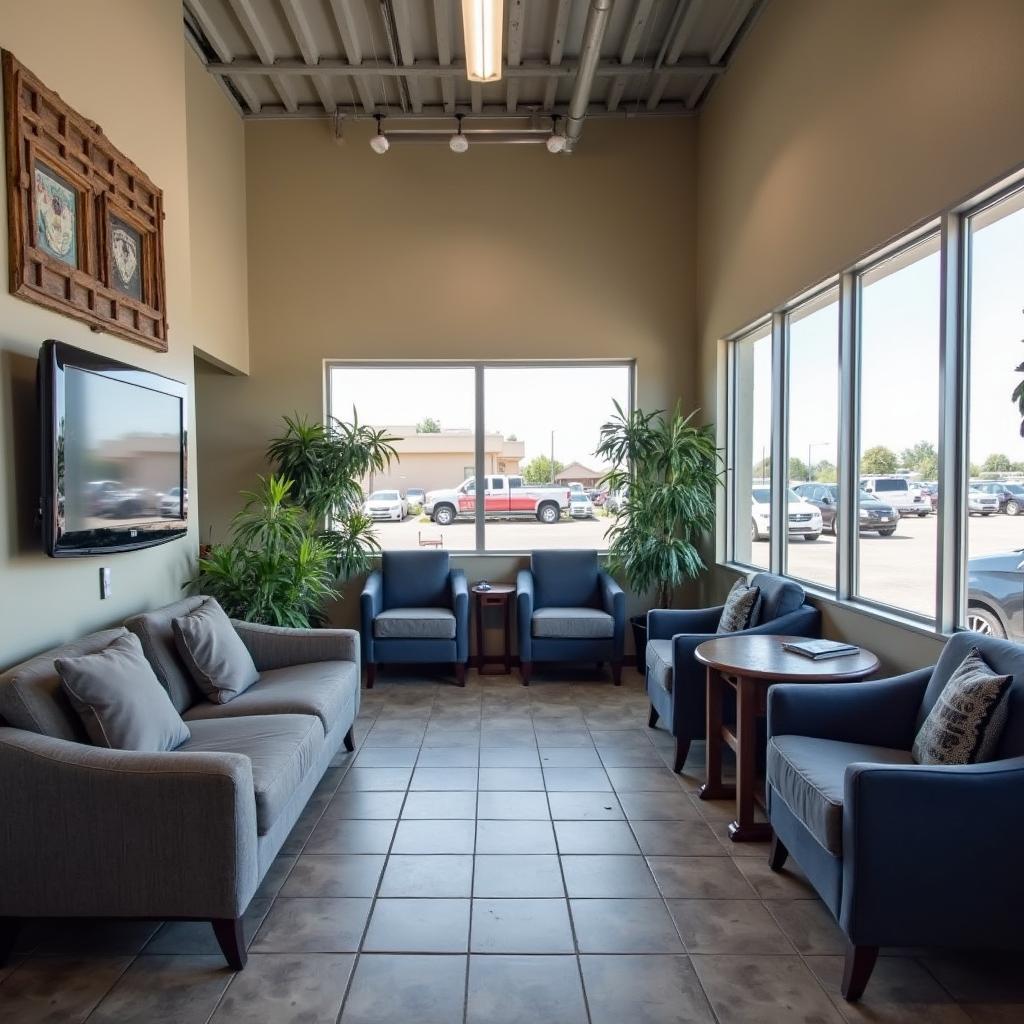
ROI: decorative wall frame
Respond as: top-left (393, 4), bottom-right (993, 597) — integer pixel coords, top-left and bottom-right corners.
top-left (3, 50), bottom-right (168, 351)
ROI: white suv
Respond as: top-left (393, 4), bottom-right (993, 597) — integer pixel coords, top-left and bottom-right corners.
top-left (860, 476), bottom-right (931, 517)
top-left (751, 487), bottom-right (822, 542)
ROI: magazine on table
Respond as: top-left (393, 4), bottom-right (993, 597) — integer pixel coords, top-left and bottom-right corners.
top-left (782, 638), bottom-right (860, 661)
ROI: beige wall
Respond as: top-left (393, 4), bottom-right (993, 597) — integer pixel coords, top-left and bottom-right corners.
top-left (197, 117), bottom-right (698, 638)
top-left (0, 3), bottom-right (249, 669)
top-left (695, 0), bottom-right (1024, 672)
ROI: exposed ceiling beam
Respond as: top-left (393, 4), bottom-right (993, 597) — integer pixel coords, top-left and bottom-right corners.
top-left (185, 0), bottom-right (260, 113)
top-left (328, 0), bottom-right (376, 113)
top-left (607, 0), bottom-right (656, 113)
top-left (245, 101), bottom-right (700, 121)
top-left (389, 0), bottom-right (422, 113)
top-left (506, 0), bottom-right (526, 113)
top-left (228, 0), bottom-right (298, 112)
top-left (543, 0), bottom-right (572, 111)
top-left (183, 16), bottom-right (245, 115)
top-left (684, 0), bottom-right (756, 109)
top-left (279, 0), bottom-right (336, 114)
top-left (433, 0), bottom-right (455, 113)
top-left (646, 0), bottom-right (703, 111)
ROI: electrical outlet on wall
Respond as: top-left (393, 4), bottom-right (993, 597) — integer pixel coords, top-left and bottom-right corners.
top-left (99, 567), bottom-right (111, 599)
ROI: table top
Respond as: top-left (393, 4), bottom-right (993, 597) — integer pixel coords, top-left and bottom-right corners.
top-left (472, 583), bottom-right (516, 596)
top-left (694, 634), bottom-right (879, 681)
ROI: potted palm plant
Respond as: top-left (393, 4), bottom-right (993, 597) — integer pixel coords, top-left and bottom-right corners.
top-left (595, 401), bottom-right (722, 656)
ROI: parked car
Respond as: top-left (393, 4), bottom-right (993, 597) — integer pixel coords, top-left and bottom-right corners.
top-left (791, 483), bottom-right (898, 536)
top-left (605, 486), bottom-right (630, 515)
top-left (916, 481), bottom-right (939, 511)
top-left (364, 490), bottom-right (407, 521)
top-left (405, 488), bottom-right (426, 508)
top-left (973, 481), bottom-right (1023, 515)
top-left (751, 487), bottom-right (822, 542)
top-left (424, 475), bottom-right (570, 525)
top-left (860, 476), bottom-right (931, 517)
top-left (159, 486), bottom-right (183, 517)
top-left (966, 549), bottom-right (1024, 640)
top-left (569, 491), bottom-right (594, 519)
top-left (967, 488), bottom-right (1000, 516)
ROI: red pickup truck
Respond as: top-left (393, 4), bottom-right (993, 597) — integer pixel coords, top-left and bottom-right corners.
top-left (424, 475), bottom-right (571, 526)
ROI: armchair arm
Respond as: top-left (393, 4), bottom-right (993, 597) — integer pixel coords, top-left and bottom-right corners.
top-left (0, 727), bottom-right (258, 920)
top-left (648, 606), bottom-right (723, 639)
top-left (841, 756), bottom-right (1024, 947)
top-left (768, 668), bottom-right (931, 748)
top-left (516, 569), bottom-right (534, 662)
top-left (360, 570), bottom-right (383, 664)
top-left (231, 620), bottom-right (359, 672)
top-left (599, 571), bottom-right (625, 659)
top-left (450, 569), bottom-right (469, 663)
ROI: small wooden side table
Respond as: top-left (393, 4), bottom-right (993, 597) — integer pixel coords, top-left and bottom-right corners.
top-left (695, 635), bottom-right (879, 842)
top-left (473, 583), bottom-right (516, 676)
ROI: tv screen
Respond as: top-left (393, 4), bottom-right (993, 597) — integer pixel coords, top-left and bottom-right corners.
top-left (40, 340), bottom-right (188, 556)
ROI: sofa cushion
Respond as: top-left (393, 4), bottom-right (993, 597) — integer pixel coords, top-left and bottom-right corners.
top-left (750, 573), bottom-right (805, 626)
top-left (646, 639), bottom-right (673, 693)
top-left (532, 550), bottom-right (599, 609)
top-left (0, 628), bottom-right (129, 742)
top-left (717, 579), bottom-right (760, 634)
top-left (532, 607), bottom-right (614, 639)
top-left (125, 597), bottom-right (207, 712)
top-left (179, 714), bottom-right (324, 835)
top-left (56, 632), bottom-right (191, 752)
top-left (374, 608), bottom-right (456, 640)
top-left (768, 735), bottom-right (914, 855)
top-left (183, 660), bottom-right (359, 734)
top-left (172, 598), bottom-right (259, 705)
top-left (382, 551), bottom-right (451, 610)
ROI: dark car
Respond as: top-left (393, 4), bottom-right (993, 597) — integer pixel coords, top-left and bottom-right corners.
top-left (973, 482), bottom-right (1024, 516)
top-left (966, 549), bottom-right (1024, 640)
top-left (791, 483), bottom-right (898, 536)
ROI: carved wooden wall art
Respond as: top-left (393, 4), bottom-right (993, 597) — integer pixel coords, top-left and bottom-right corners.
top-left (3, 50), bottom-right (168, 351)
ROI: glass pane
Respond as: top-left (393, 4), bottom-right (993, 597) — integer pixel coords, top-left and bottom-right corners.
top-left (328, 366), bottom-right (477, 551)
top-left (482, 365), bottom-right (630, 551)
top-left (856, 235), bottom-right (941, 618)
top-left (731, 324), bottom-right (773, 568)
top-left (964, 188), bottom-right (1024, 641)
top-left (785, 289), bottom-right (838, 589)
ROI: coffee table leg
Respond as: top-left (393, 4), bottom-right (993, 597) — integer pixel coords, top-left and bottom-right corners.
top-left (728, 674), bottom-right (771, 842)
top-left (698, 667), bottom-right (730, 801)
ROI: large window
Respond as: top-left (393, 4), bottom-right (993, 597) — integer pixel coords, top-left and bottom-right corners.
top-left (326, 361), bottom-right (633, 553)
top-left (725, 166), bottom-right (1024, 640)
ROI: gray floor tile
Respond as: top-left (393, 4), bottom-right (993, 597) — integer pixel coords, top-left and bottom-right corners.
top-left (379, 855), bottom-right (474, 897)
top-left (423, 730), bottom-right (480, 747)
top-left (617, 790), bottom-right (703, 820)
top-left (305, 818), bottom-right (397, 855)
top-left (598, 746), bottom-right (666, 767)
top-left (473, 855), bottom-right (566, 897)
top-left (480, 728), bottom-right (537, 747)
top-left (363, 898), bottom-right (470, 952)
top-left (606, 766), bottom-right (684, 791)
top-left (416, 746), bottom-right (480, 767)
top-left (479, 767), bottom-right (545, 790)
top-left (592, 729), bottom-right (657, 749)
top-left (251, 898), bottom-right (372, 953)
top-left (479, 746), bottom-right (542, 767)
top-left (647, 856), bottom-right (759, 899)
top-left (364, 725), bottom-right (427, 747)
top-left (765, 899), bottom-right (847, 954)
top-left (353, 747), bottom-right (419, 767)
top-left (410, 766), bottom-right (478, 790)
top-left (533, 727), bottom-right (593, 746)
top-left (30, 919), bottom-right (160, 956)
top-left (555, 820), bottom-right (640, 854)
top-left (477, 790), bottom-right (550, 819)
top-left (561, 855), bottom-right (660, 897)
top-left (86, 955), bottom-right (231, 1024)
top-left (542, 767), bottom-right (613, 791)
top-left (401, 790), bottom-right (477, 819)
top-left (392, 818), bottom-right (476, 854)
top-left (322, 791), bottom-right (405, 820)
top-left (471, 899), bottom-right (575, 953)
top-left (466, 954), bottom-right (588, 1024)
top-left (476, 819), bottom-right (557, 854)
top-left (538, 746), bottom-right (602, 766)
top-left (691, 954), bottom-right (845, 1024)
top-left (211, 953), bottom-right (355, 1024)
top-left (667, 899), bottom-right (794, 954)
top-left (339, 767), bottom-right (413, 791)
top-left (145, 899), bottom-right (273, 954)
top-left (0, 956), bottom-right (131, 1024)
top-left (734, 856), bottom-right (819, 899)
top-left (340, 954), bottom-right (467, 1024)
top-left (631, 819), bottom-right (727, 856)
top-left (280, 856), bottom-right (386, 898)
top-left (580, 954), bottom-right (716, 1024)
top-left (571, 898), bottom-right (685, 953)
top-left (547, 791), bottom-right (624, 820)
top-left (253, 854), bottom-right (297, 899)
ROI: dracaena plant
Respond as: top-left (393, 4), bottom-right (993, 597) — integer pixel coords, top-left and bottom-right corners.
top-left (596, 401), bottom-right (722, 609)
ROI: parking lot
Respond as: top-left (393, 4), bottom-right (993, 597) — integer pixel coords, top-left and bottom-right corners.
top-left (373, 512), bottom-right (614, 552)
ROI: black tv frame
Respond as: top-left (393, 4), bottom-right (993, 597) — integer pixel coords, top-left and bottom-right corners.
top-left (39, 339), bottom-right (188, 557)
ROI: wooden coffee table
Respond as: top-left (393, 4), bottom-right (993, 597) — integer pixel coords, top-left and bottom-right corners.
top-left (695, 635), bottom-right (879, 842)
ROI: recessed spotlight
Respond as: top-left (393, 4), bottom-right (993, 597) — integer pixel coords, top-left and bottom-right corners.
top-left (546, 133), bottom-right (567, 154)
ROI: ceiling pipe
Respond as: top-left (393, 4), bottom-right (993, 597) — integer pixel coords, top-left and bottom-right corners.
top-left (563, 0), bottom-right (615, 152)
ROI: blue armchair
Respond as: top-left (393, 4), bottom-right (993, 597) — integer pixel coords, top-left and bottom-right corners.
top-left (516, 550), bottom-right (625, 685)
top-left (766, 630), bottom-right (1024, 1001)
top-left (360, 550), bottom-right (469, 688)
top-left (645, 573), bottom-right (820, 772)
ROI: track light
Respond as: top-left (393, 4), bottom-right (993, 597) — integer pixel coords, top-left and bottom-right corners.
top-left (369, 116), bottom-right (389, 154)
top-left (462, 0), bottom-right (503, 83)
top-left (449, 115), bottom-right (469, 153)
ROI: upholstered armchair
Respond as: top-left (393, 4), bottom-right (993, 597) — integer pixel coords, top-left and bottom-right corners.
top-left (766, 631), bottom-right (1024, 1001)
top-left (360, 551), bottom-right (469, 687)
top-left (645, 573), bottom-right (820, 771)
top-left (516, 550), bottom-right (625, 685)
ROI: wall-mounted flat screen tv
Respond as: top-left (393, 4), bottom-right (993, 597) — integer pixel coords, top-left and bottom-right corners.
top-left (39, 340), bottom-right (188, 556)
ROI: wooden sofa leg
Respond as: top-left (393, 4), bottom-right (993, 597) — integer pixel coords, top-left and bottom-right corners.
top-left (841, 943), bottom-right (878, 1002)
top-left (520, 661), bottom-right (531, 686)
top-left (212, 917), bottom-right (247, 971)
top-left (673, 737), bottom-right (691, 773)
top-left (648, 705), bottom-right (659, 728)
top-left (455, 663), bottom-right (466, 687)
top-left (611, 660), bottom-right (622, 686)
top-left (365, 664), bottom-right (376, 689)
top-left (0, 917), bottom-right (22, 966)
top-left (768, 834), bottom-right (788, 872)
top-left (343, 726), bottom-right (355, 752)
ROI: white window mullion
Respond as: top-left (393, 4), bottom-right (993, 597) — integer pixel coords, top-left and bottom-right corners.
top-left (836, 271), bottom-right (858, 601)
top-left (769, 311), bottom-right (788, 575)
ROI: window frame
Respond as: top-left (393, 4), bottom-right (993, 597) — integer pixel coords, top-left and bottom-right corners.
top-left (722, 161), bottom-right (1024, 639)
top-left (324, 358), bottom-right (636, 556)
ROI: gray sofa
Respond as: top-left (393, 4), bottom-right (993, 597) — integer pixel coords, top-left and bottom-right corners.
top-left (0, 596), bottom-right (360, 969)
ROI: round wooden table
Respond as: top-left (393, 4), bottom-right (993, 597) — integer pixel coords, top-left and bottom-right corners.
top-left (694, 634), bottom-right (879, 842)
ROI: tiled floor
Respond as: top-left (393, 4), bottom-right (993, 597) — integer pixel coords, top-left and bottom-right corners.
top-left (1, 668), bottom-right (1021, 1023)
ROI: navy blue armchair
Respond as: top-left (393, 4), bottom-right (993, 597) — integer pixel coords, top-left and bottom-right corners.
top-left (766, 630), bottom-right (1024, 1001)
top-left (645, 573), bottom-right (820, 772)
top-left (360, 551), bottom-right (469, 687)
top-left (516, 550), bottom-right (625, 685)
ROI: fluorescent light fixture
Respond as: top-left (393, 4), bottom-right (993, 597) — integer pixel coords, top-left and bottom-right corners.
top-left (462, 0), bottom-right (503, 83)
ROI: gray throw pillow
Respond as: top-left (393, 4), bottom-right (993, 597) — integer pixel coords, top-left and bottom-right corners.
top-left (717, 579), bottom-right (761, 634)
top-left (56, 632), bottom-right (191, 751)
top-left (912, 647), bottom-right (1012, 765)
top-left (172, 598), bottom-right (259, 704)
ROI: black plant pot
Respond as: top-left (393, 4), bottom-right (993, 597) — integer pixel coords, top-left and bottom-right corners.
top-left (630, 614), bottom-right (647, 663)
